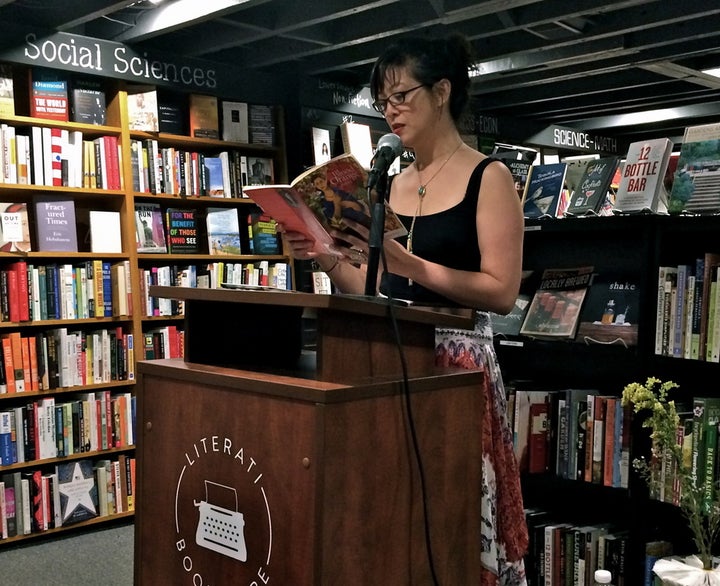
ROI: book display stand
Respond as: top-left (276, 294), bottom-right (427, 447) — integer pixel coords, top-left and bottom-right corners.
top-left (134, 287), bottom-right (485, 584)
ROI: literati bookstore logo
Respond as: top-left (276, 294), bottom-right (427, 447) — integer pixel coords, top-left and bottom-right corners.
top-left (174, 436), bottom-right (273, 585)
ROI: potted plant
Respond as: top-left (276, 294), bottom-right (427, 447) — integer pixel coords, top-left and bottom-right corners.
top-left (622, 377), bottom-right (720, 583)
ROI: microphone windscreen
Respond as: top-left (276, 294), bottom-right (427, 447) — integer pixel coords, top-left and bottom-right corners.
top-left (376, 133), bottom-right (403, 159)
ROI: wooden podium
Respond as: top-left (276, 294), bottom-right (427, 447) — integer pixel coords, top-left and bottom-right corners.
top-left (134, 287), bottom-right (485, 585)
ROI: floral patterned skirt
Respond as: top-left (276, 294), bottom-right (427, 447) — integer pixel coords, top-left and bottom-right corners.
top-left (435, 312), bottom-right (528, 586)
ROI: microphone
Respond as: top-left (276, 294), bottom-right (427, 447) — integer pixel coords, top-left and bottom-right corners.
top-left (367, 133), bottom-right (402, 190)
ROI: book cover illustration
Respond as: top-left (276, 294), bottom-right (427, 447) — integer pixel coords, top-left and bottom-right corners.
top-left (70, 77), bottom-right (107, 125)
top-left (29, 69), bottom-right (69, 122)
top-left (0, 63), bottom-right (14, 117)
top-left (0, 202), bottom-right (31, 252)
top-left (206, 207), bottom-right (241, 255)
top-left (312, 126), bottom-right (332, 165)
top-left (165, 207), bottom-right (199, 253)
top-left (33, 197), bottom-right (78, 252)
top-left (668, 122), bottom-right (720, 214)
top-left (249, 209), bottom-right (280, 255)
top-left (56, 460), bottom-right (98, 526)
top-left (564, 157), bottom-right (620, 216)
top-left (614, 137), bottom-right (674, 214)
top-left (203, 156), bottom-right (225, 196)
top-left (247, 156), bottom-right (274, 185)
top-left (135, 202), bottom-right (167, 253)
top-left (244, 153), bottom-right (407, 260)
top-left (575, 273), bottom-right (640, 347)
top-left (561, 154), bottom-right (599, 197)
top-left (127, 85), bottom-right (159, 132)
top-left (189, 94), bottom-right (219, 139)
top-left (521, 163), bottom-right (568, 218)
top-left (520, 266), bottom-right (594, 338)
top-left (221, 100), bottom-right (249, 143)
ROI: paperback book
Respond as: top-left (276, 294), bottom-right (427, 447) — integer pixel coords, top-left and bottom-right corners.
top-left (56, 460), bottom-right (98, 525)
top-left (206, 207), bottom-right (241, 255)
top-left (221, 100), bottom-right (249, 143)
top-left (165, 207), bottom-right (199, 253)
top-left (33, 197), bottom-right (78, 252)
top-left (189, 94), bottom-right (219, 139)
top-left (0, 202), bottom-right (31, 252)
top-left (520, 266), bottom-right (595, 339)
top-left (135, 202), bottom-right (167, 253)
top-left (0, 63), bottom-right (14, 117)
top-left (668, 122), bottom-right (720, 214)
top-left (521, 163), bottom-right (568, 218)
top-left (127, 85), bottom-right (159, 132)
top-left (88, 210), bottom-right (122, 253)
top-left (249, 209), bottom-right (281, 255)
top-left (564, 157), bottom-right (620, 216)
top-left (243, 153), bottom-right (407, 261)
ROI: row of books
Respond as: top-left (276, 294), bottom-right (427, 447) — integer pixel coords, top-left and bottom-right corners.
top-left (655, 253), bottom-right (720, 362)
top-left (510, 386), bottom-right (631, 487)
top-left (130, 139), bottom-right (274, 198)
top-left (0, 390), bottom-right (134, 466)
top-left (142, 326), bottom-right (183, 361)
top-left (525, 508), bottom-right (629, 586)
top-left (492, 266), bottom-right (640, 347)
top-left (0, 259), bottom-right (131, 324)
top-left (0, 328), bottom-right (135, 395)
top-left (516, 121), bottom-right (720, 219)
top-left (136, 203), bottom-right (277, 256)
top-left (0, 456), bottom-right (134, 539)
top-left (0, 124), bottom-right (122, 189)
top-left (137, 260), bottom-right (291, 318)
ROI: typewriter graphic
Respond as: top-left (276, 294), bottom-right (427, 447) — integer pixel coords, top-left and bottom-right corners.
top-left (194, 480), bottom-right (247, 562)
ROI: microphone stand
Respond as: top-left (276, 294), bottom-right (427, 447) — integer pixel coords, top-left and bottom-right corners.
top-left (364, 170), bottom-right (389, 296)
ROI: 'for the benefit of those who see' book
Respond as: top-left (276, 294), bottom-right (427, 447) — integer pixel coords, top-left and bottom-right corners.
top-left (243, 153), bottom-right (406, 262)
top-left (520, 266), bottom-right (594, 339)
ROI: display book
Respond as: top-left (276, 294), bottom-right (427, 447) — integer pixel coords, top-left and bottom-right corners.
top-left (521, 162), bottom-right (568, 219)
top-left (564, 156), bottom-right (620, 216)
top-left (667, 121), bottom-right (720, 214)
top-left (613, 137), bottom-right (674, 214)
top-left (243, 153), bottom-right (407, 263)
top-left (519, 265), bottom-right (594, 339)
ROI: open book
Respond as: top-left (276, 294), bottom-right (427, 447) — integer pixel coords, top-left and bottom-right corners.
top-left (243, 153), bottom-right (407, 260)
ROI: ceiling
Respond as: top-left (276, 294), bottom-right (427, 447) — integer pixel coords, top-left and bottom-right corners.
top-left (3, 0), bottom-right (720, 145)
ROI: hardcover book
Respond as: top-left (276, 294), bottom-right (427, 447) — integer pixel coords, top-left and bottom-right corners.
top-left (247, 156), bottom-right (274, 186)
top-left (564, 156), bottom-right (620, 216)
top-left (520, 266), bottom-right (595, 339)
top-left (206, 207), bottom-right (241, 255)
top-left (492, 143), bottom-right (538, 199)
top-left (0, 63), bottom-right (14, 117)
top-left (668, 122), bottom-right (720, 214)
top-left (521, 163), bottom-right (568, 218)
top-left (203, 156), bottom-right (225, 196)
top-left (0, 202), bottom-right (31, 252)
top-left (88, 210), bottom-right (122, 253)
top-left (127, 85), bottom-right (159, 132)
top-left (33, 197), bottom-right (78, 252)
top-left (243, 153), bottom-right (407, 261)
top-left (561, 154), bottom-right (599, 197)
top-left (135, 202), bottom-right (167, 253)
top-left (490, 293), bottom-right (532, 337)
top-left (249, 210), bottom-right (281, 255)
top-left (248, 103), bottom-right (275, 145)
top-left (55, 460), bottom-right (98, 526)
top-left (157, 90), bottom-right (187, 135)
top-left (221, 100), bottom-right (249, 143)
top-left (339, 121), bottom-right (374, 170)
top-left (575, 271), bottom-right (640, 346)
top-left (189, 94), bottom-right (219, 139)
top-left (165, 207), bottom-right (199, 253)
top-left (69, 77), bottom-right (107, 125)
top-left (29, 68), bottom-right (69, 122)
top-left (312, 126), bottom-right (332, 165)
top-left (613, 137), bottom-right (674, 214)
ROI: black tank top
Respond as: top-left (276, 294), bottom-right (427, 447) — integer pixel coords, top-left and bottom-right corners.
top-left (380, 157), bottom-right (495, 306)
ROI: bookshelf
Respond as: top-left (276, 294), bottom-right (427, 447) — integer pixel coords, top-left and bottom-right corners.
top-left (0, 64), bottom-right (290, 545)
top-left (501, 213), bottom-right (720, 583)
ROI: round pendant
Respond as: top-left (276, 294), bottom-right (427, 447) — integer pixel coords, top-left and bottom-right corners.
top-left (418, 185), bottom-right (426, 197)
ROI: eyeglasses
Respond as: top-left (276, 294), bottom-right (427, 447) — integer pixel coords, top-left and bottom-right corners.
top-left (372, 84), bottom-right (427, 114)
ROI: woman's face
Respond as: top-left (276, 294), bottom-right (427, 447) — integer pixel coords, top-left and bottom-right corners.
top-left (377, 66), bottom-right (433, 148)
